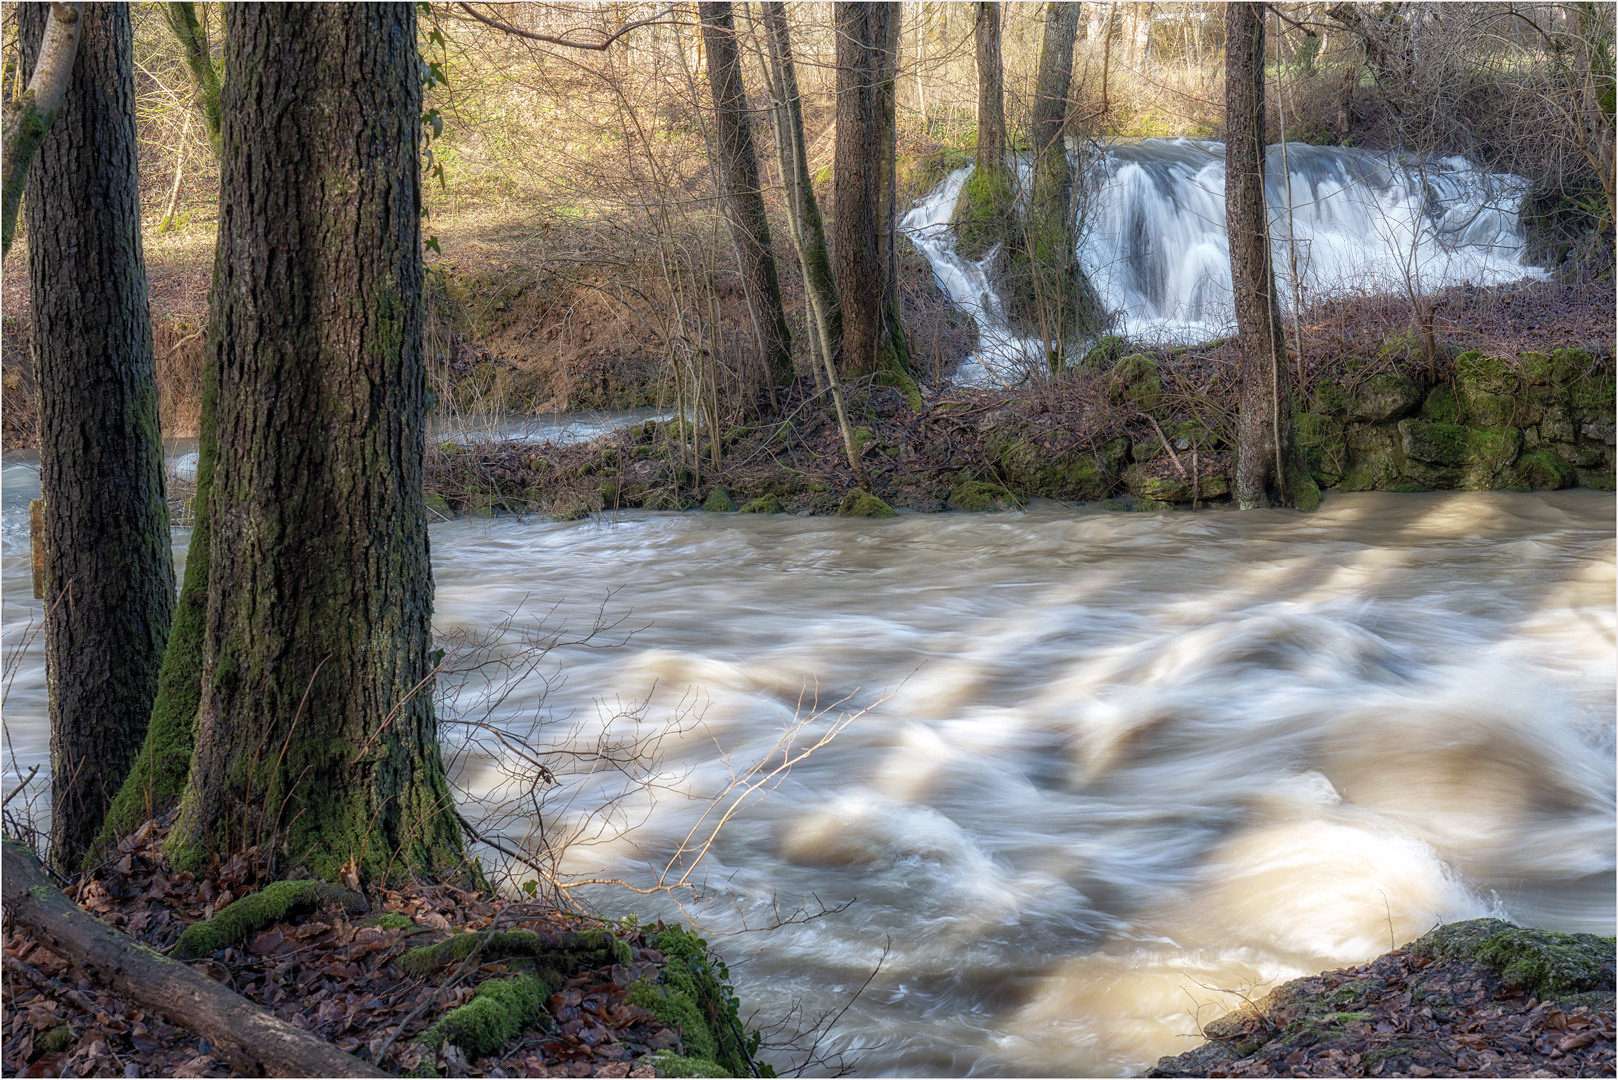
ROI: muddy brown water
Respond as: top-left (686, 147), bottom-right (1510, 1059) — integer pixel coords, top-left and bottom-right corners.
top-left (4, 449), bottom-right (1613, 1076)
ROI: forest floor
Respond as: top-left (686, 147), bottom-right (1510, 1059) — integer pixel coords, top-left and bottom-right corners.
top-left (2, 816), bottom-right (744, 1079)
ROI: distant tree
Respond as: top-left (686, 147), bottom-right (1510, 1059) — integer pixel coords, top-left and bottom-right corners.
top-left (162, 2), bottom-right (221, 154)
top-left (1225, 0), bottom-right (1317, 511)
top-left (952, 1), bottom-right (1017, 264)
top-left (833, 0), bottom-right (913, 384)
top-left (155, 2), bottom-right (464, 882)
top-left (18, 2), bottom-right (175, 875)
top-left (697, 1), bottom-right (793, 388)
top-left (974, 2), bottom-right (1007, 174)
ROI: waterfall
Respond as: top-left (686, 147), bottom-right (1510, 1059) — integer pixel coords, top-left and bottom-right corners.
top-left (901, 138), bottom-right (1545, 385)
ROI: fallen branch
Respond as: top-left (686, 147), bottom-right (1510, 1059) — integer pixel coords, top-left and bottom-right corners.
top-left (0, 834), bottom-right (387, 1078)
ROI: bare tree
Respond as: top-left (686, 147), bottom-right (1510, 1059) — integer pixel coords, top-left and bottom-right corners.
top-left (1225, 0), bottom-right (1316, 511)
top-left (698, 1), bottom-right (793, 388)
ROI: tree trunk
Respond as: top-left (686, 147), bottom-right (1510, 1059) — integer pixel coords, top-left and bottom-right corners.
top-left (974, 3), bottom-right (1007, 173)
top-left (1, 1), bottom-right (80, 258)
top-left (20, 1), bottom-right (175, 874)
top-left (698, 2), bottom-right (793, 388)
top-left (168, 3), bottom-right (463, 883)
top-left (761, 1), bottom-right (839, 354)
top-left (162, 2), bottom-right (221, 155)
top-left (1225, 1), bottom-right (1317, 512)
top-left (833, 1), bottom-right (911, 383)
top-left (1012, 1), bottom-right (1099, 367)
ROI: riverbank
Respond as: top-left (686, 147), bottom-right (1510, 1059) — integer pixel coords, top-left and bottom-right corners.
top-left (1, 816), bottom-right (768, 1079)
top-left (1148, 919), bottom-right (1616, 1078)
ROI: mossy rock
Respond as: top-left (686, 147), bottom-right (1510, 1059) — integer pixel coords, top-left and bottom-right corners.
top-left (1109, 354), bottom-right (1162, 411)
top-left (1339, 424), bottom-right (1405, 491)
top-left (1458, 383), bottom-right (1526, 428)
top-left (362, 912), bottom-right (415, 931)
top-left (1083, 334), bottom-right (1126, 369)
top-left (424, 491), bottom-right (454, 519)
top-left (399, 928), bottom-right (631, 978)
top-left (173, 880), bottom-right (368, 960)
top-left (836, 492), bottom-right (898, 518)
top-left (737, 494), bottom-right (783, 514)
top-left (1295, 412), bottom-right (1346, 486)
top-left (1408, 919), bottom-right (1616, 1001)
top-left (1134, 498), bottom-right (1175, 512)
top-left (947, 480), bottom-right (1018, 512)
top-left (1520, 347), bottom-right (1594, 387)
top-left (1123, 464), bottom-right (1228, 503)
top-left (1420, 383), bottom-right (1461, 424)
top-left (952, 162), bottom-right (1017, 261)
top-left (987, 433), bottom-right (1127, 501)
top-left (1347, 373), bottom-right (1423, 423)
top-left (1311, 380), bottom-right (1349, 417)
top-left (550, 500), bottom-right (592, 522)
top-left (1397, 418), bottom-right (1469, 466)
top-left (420, 971), bottom-right (555, 1058)
top-left (1454, 350), bottom-right (1520, 396)
top-left (701, 487), bottom-right (737, 513)
top-left (649, 1051), bottom-right (731, 1078)
top-left (1511, 449), bottom-right (1576, 490)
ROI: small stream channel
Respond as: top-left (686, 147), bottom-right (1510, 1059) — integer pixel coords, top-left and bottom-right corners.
top-left (3, 444), bottom-right (1612, 1075)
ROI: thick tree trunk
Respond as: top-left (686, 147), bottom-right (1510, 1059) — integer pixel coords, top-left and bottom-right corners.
top-left (1225, 1), bottom-right (1317, 511)
top-left (761, 1), bottom-right (839, 354)
top-left (168, 3), bottom-right (463, 883)
top-left (2, 837), bottom-right (388, 1077)
top-left (698, 2), bottom-right (793, 387)
top-left (833, 1), bottom-right (911, 382)
top-left (20, 2), bottom-right (175, 874)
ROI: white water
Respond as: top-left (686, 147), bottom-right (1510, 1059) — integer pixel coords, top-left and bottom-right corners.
top-left (4, 449), bottom-right (1613, 1075)
top-left (901, 139), bottom-right (1544, 385)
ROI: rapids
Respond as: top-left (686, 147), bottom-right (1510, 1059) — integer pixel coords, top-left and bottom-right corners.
top-left (3, 447), bottom-right (1613, 1076)
top-left (901, 139), bottom-right (1544, 385)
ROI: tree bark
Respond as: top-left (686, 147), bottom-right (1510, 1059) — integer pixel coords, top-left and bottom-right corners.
top-left (1, 1), bottom-right (80, 257)
top-left (833, 1), bottom-right (911, 383)
top-left (162, 2), bottom-right (221, 155)
top-left (168, 3), bottom-right (463, 883)
top-left (2, 837), bottom-right (388, 1078)
top-left (761, 1), bottom-right (838, 354)
top-left (1225, 1), bottom-right (1316, 511)
top-left (698, 2), bottom-right (793, 387)
top-left (974, 3), bottom-right (1007, 173)
top-left (20, 1), bottom-right (175, 874)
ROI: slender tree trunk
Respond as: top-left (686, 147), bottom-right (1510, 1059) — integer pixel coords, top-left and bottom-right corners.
top-left (2, 2), bottom-right (80, 257)
top-left (1226, 1), bottom-right (1316, 511)
top-left (698, 2), bottom-right (793, 387)
top-left (761, 1), bottom-right (839, 353)
top-left (974, 3), bottom-right (1007, 172)
top-left (169, 3), bottom-right (463, 883)
top-left (833, 1), bottom-right (911, 382)
top-left (162, 2), bottom-right (221, 155)
top-left (20, 2), bottom-right (175, 874)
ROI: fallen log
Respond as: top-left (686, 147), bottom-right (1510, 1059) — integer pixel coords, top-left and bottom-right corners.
top-left (1, 834), bottom-right (388, 1078)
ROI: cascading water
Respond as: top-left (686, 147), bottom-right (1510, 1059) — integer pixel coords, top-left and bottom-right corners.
top-left (901, 138), bottom-right (1545, 384)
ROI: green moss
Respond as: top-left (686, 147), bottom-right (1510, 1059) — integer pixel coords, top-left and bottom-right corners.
top-left (836, 492), bottom-right (897, 518)
top-left (1454, 350), bottom-right (1518, 395)
top-left (424, 491), bottom-right (454, 519)
top-left (1397, 419), bottom-right (1468, 465)
top-left (35, 1024), bottom-right (73, 1054)
top-left (550, 500), bottom-right (591, 522)
top-left (1521, 347), bottom-right (1593, 387)
top-left (1513, 449), bottom-right (1576, 490)
top-left (1295, 412), bottom-right (1346, 486)
top-left (702, 488), bottom-right (737, 513)
top-left (1311, 380), bottom-right (1349, 416)
top-left (1083, 334), bottom-right (1125, 369)
top-left (420, 971), bottom-right (554, 1057)
top-left (1409, 918), bottom-right (1616, 1001)
top-left (1109, 354), bottom-right (1162, 411)
top-left (737, 495), bottom-right (783, 514)
top-left (173, 880), bottom-right (365, 960)
top-left (1420, 384), bottom-right (1461, 424)
top-left (649, 1051), bottom-right (731, 1078)
top-left (1292, 474), bottom-right (1323, 512)
top-left (953, 162), bottom-right (1017, 261)
top-left (363, 912), bottom-right (415, 931)
top-left (947, 480), bottom-right (1017, 512)
top-left (988, 434), bottom-right (1126, 501)
top-left (399, 927), bottom-right (631, 978)
top-left (1134, 498), bottom-right (1175, 512)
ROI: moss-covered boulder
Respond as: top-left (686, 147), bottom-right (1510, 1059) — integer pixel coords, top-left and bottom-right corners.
top-left (172, 880), bottom-right (368, 960)
top-left (420, 971), bottom-right (554, 1058)
top-left (836, 492), bottom-right (898, 518)
top-left (986, 433), bottom-right (1128, 501)
top-left (1338, 423), bottom-right (1405, 491)
top-left (1398, 418), bottom-right (1469, 466)
top-left (947, 480), bottom-right (1019, 512)
top-left (1409, 919), bottom-right (1615, 1001)
top-left (1511, 448), bottom-right (1577, 490)
top-left (1295, 412), bottom-right (1347, 486)
top-left (1346, 373), bottom-right (1424, 423)
top-left (1122, 464), bottom-right (1229, 503)
top-left (737, 494), bottom-right (783, 514)
top-left (1109, 354), bottom-right (1162, 412)
top-left (701, 487), bottom-right (736, 513)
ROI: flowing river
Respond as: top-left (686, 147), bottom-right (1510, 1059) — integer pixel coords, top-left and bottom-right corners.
top-left (3, 447), bottom-right (1613, 1076)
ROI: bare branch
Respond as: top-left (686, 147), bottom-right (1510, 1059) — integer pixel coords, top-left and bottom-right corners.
top-left (454, 3), bottom-right (678, 51)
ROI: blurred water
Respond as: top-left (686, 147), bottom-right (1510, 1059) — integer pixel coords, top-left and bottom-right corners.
top-left (4, 460), bottom-right (1612, 1076)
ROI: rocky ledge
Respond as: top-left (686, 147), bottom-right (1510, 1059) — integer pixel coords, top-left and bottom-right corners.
top-left (1148, 919), bottom-right (1615, 1078)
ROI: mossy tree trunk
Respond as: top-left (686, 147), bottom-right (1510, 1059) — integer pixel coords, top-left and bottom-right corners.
top-left (954, 2), bottom-right (1015, 261)
top-left (1, 1), bottom-right (79, 258)
top-left (1010, 1), bottom-right (1101, 368)
top-left (162, 2), bottom-right (222, 156)
top-left (698, 2), bottom-right (793, 388)
top-left (1225, 1), bottom-right (1317, 511)
top-left (167, 3), bottom-right (463, 883)
top-left (833, 1), bottom-right (912, 383)
top-left (760, 1), bottom-right (838, 358)
top-left (20, 2), bottom-right (175, 874)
